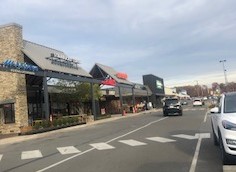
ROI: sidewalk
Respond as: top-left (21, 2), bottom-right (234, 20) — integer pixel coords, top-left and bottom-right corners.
top-left (0, 108), bottom-right (160, 146)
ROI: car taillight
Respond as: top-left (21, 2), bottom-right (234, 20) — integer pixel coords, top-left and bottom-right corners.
top-left (222, 120), bottom-right (236, 131)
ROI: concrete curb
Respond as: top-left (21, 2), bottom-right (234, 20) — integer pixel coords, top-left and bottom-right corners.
top-left (0, 109), bottom-right (161, 146)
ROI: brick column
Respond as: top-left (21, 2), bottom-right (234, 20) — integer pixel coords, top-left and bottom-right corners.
top-left (0, 23), bottom-right (28, 134)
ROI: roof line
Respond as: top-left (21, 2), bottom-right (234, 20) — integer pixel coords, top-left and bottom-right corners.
top-left (23, 40), bottom-right (65, 54)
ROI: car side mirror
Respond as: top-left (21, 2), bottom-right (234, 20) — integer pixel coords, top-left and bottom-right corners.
top-left (210, 107), bottom-right (219, 113)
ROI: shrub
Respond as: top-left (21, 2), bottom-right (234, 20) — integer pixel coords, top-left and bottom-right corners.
top-left (62, 118), bottom-right (68, 125)
top-left (73, 117), bottom-right (79, 123)
top-left (33, 122), bottom-right (41, 130)
top-left (42, 120), bottom-right (50, 128)
top-left (52, 119), bottom-right (58, 127)
top-left (70, 117), bottom-right (75, 124)
top-left (68, 117), bottom-right (73, 124)
top-left (57, 119), bottom-right (63, 126)
top-left (208, 104), bottom-right (216, 109)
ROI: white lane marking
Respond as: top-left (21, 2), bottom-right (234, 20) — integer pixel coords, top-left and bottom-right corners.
top-left (0, 154), bottom-right (3, 161)
top-left (36, 117), bottom-right (168, 172)
top-left (189, 133), bottom-right (210, 172)
top-left (90, 143), bottom-right (115, 150)
top-left (189, 136), bottom-right (202, 172)
top-left (118, 139), bottom-right (147, 146)
top-left (21, 150), bottom-right (43, 160)
top-left (57, 146), bottom-right (81, 155)
top-left (223, 165), bottom-right (236, 172)
top-left (203, 111), bottom-right (208, 123)
top-left (146, 137), bottom-right (176, 143)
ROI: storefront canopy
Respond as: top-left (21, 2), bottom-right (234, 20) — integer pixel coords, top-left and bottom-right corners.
top-left (90, 63), bottom-right (134, 86)
top-left (22, 40), bottom-right (92, 78)
top-left (103, 85), bottom-right (152, 97)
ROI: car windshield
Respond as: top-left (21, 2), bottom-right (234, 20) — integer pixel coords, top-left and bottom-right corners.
top-left (165, 99), bottom-right (178, 105)
top-left (224, 94), bottom-right (236, 113)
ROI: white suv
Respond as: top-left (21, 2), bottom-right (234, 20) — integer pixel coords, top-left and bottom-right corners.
top-left (211, 92), bottom-right (236, 164)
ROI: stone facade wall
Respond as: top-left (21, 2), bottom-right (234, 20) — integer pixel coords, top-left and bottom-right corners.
top-left (0, 23), bottom-right (28, 134)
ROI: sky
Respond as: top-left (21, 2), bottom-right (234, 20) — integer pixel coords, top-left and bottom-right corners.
top-left (1, 0), bottom-right (236, 87)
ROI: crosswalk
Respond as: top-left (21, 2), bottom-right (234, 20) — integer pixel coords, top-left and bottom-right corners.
top-left (146, 137), bottom-right (176, 143)
top-left (0, 133), bottom-right (210, 162)
top-left (90, 143), bottom-right (115, 150)
top-left (21, 150), bottom-right (43, 160)
top-left (184, 108), bottom-right (206, 111)
top-left (118, 139), bottom-right (147, 146)
top-left (57, 146), bottom-right (81, 155)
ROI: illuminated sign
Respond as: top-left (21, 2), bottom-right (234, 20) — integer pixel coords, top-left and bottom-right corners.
top-left (101, 78), bottom-right (116, 86)
top-left (116, 72), bottom-right (128, 80)
top-left (46, 53), bottom-right (80, 69)
top-left (156, 80), bottom-right (163, 89)
top-left (2, 59), bottom-right (39, 72)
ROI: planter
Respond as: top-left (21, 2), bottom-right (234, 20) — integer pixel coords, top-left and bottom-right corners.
top-left (20, 126), bottom-right (33, 134)
top-left (85, 115), bottom-right (94, 123)
top-left (19, 122), bottom-right (86, 135)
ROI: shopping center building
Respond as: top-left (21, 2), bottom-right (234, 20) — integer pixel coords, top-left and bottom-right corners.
top-left (0, 23), bottom-right (95, 134)
top-left (0, 23), bottom-right (166, 135)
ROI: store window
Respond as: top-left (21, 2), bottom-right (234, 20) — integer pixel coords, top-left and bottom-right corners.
top-left (1, 103), bottom-right (15, 124)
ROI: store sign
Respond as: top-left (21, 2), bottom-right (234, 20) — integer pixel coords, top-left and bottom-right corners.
top-left (156, 80), bottom-right (163, 89)
top-left (101, 78), bottom-right (116, 86)
top-left (116, 72), bottom-right (128, 80)
top-left (2, 59), bottom-right (39, 74)
top-left (46, 53), bottom-right (79, 70)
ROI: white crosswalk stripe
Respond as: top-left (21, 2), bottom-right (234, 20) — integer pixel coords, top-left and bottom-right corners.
top-left (118, 139), bottom-right (147, 146)
top-left (21, 150), bottom-right (43, 160)
top-left (57, 146), bottom-right (81, 155)
top-left (2, 132), bottom-right (211, 161)
top-left (90, 143), bottom-right (115, 150)
top-left (172, 134), bottom-right (198, 140)
top-left (184, 108), bottom-right (205, 111)
top-left (146, 137), bottom-right (176, 143)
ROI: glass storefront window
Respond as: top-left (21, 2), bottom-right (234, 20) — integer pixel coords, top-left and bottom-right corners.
top-left (2, 103), bottom-right (15, 124)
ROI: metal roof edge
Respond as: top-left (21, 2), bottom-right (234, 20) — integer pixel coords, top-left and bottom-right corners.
top-left (23, 40), bottom-right (65, 54)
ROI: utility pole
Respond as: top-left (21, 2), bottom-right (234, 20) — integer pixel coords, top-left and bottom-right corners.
top-left (195, 80), bottom-right (199, 97)
top-left (219, 60), bottom-right (228, 92)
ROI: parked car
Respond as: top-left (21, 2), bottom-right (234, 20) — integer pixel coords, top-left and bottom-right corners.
top-left (181, 100), bottom-right (188, 105)
top-left (193, 98), bottom-right (203, 106)
top-left (163, 97), bottom-right (183, 116)
top-left (211, 92), bottom-right (236, 164)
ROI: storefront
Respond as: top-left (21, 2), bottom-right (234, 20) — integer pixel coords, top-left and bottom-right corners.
top-left (0, 23), bottom-right (98, 134)
top-left (90, 63), bottom-right (152, 114)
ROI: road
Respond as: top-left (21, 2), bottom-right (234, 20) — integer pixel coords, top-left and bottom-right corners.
top-left (0, 105), bottom-right (225, 172)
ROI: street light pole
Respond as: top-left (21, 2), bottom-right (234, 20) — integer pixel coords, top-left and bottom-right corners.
top-left (219, 60), bottom-right (228, 91)
top-left (219, 60), bottom-right (228, 84)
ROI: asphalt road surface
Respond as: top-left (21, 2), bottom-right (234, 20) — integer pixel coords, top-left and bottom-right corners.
top-left (0, 105), bottom-right (229, 172)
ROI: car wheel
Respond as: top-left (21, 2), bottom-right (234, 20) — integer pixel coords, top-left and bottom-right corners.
top-left (179, 111), bottom-right (183, 116)
top-left (219, 132), bottom-right (230, 165)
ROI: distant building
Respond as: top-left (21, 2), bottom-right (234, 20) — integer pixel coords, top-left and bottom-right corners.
top-left (177, 89), bottom-right (190, 99)
top-left (164, 87), bottom-right (177, 97)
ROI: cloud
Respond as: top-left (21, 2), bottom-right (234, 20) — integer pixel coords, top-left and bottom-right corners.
top-left (1, 0), bottom-right (236, 86)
